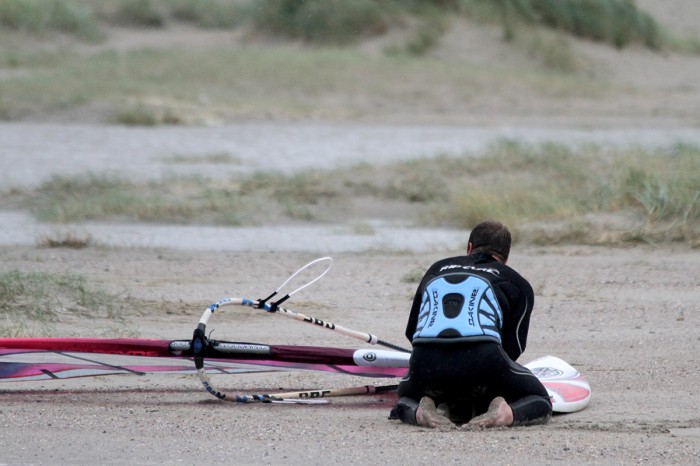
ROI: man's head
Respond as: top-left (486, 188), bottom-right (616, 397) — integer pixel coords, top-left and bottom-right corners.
top-left (467, 221), bottom-right (511, 263)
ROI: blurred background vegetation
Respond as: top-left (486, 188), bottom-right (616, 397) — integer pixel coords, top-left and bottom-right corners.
top-left (0, 0), bottom-right (677, 48)
top-left (5, 141), bottom-right (698, 246)
top-left (2, 0), bottom-right (697, 123)
top-left (1, 0), bottom-right (698, 247)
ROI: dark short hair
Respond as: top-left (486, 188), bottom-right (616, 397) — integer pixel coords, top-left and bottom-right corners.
top-left (468, 221), bottom-right (511, 260)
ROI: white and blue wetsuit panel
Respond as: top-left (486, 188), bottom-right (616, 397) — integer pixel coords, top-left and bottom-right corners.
top-left (413, 273), bottom-right (503, 344)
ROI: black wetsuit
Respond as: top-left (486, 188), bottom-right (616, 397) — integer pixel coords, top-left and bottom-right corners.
top-left (390, 252), bottom-right (552, 426)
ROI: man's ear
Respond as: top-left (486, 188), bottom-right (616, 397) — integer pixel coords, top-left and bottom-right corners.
top-left (467, 242), bottom-right (473, 254)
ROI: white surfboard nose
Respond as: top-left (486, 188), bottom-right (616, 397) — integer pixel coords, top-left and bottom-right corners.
top-left (524, 355), bottom-right (592, 413)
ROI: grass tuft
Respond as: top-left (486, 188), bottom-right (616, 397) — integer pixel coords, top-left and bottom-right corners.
top-left (465, 0), bottom-right (664, 49)
top-left (615, 144), bottom-right (700, 224)
top-left (171, 0), bottom-right (249, 29)
top-left (442, 141), bottom-right (700, 243)
top-left (253, 0), bottom-right (393, 44)
top-left (26, 173), bottom-right (244, 225)
top-left (113, 0), bottom-right (165, 28)
top-left (0, 0), bottom-right (104, 41)
top-left (0, 270), bottom-right (125, 336)
top-left (160, 152), bottom-right (241, 165)
top-left (37, 231), bottom-right (93, 249)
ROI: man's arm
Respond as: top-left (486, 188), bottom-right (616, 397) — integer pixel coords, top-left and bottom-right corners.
top-left (499, 278), bottom-right (535, 361)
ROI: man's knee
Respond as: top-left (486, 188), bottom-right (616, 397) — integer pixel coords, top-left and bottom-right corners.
top-left (510, 395), bottom-right (552, 426)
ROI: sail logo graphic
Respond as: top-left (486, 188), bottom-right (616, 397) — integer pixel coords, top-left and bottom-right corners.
top-left (362, 352), bottom-right (377, 362)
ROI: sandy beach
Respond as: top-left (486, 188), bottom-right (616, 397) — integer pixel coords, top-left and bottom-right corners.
top-left (1, 1), bottom-right (699, 463)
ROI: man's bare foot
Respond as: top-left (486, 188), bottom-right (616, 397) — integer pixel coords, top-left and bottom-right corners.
top-left (415, 396), bottom-right (453, 428)
top-left (465, 397), bottom-right (513, 428)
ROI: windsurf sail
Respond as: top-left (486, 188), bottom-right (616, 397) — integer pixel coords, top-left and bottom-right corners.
top-left (0, 337), bottom-right (408, 382)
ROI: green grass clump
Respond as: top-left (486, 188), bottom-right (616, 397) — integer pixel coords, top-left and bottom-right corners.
top-left (112, 0), bottom-right (165, 27)
top-left (443, 141), bottom-right (700, 243)
top-left (27, 173), bottom-right (244, 225)
top-left (615, 144), bottom-right (700, 224)
top-left (111, 103), bottom-right (189, 126)
top-left (161, 152), bottom-right (241, 165)
top-left (530, 0), bottom-right (661, 49)
top-left (0, 0), bottom-right (104, 41)
top-left (37, 231), bottom-right (93, 249)
top-left (253, 0), bottom-right (393, 44)
top-left (241, 171), bottom-right (339, 220)
top-left (111, 104), bottom-right (162, 126)
top-left (464, 0), bottom-right (663, 49)
top-left (0, 270), bottom-right (125, 336)
top-left (170, 0), bottom-right (248, 28)
top-left (445, 141), bottom-right (596, 226)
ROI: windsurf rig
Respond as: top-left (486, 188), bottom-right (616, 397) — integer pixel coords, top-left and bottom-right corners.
top-left (191, 257), bottom-right (410, 402)
top-left (0, 257), bottom-right (410, 404)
